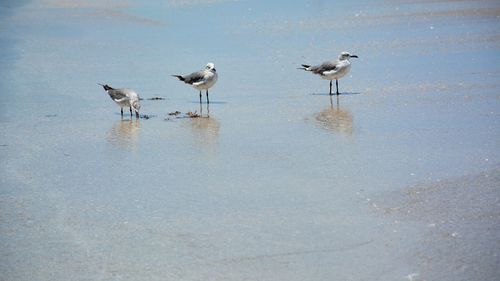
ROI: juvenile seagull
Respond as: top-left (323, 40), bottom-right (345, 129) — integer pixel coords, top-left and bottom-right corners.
top-left (299, 52), bottom-right (358, 95)
top-left (98, 83), bottom-right (141, 118)
top-left (172, 63), bottom-right (218, 104)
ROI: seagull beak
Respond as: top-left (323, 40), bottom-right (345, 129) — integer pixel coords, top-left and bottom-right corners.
top-left (350, 55), bottom-right (359, 58)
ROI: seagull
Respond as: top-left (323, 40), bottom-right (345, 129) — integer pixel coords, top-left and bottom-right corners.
top-left (172, 63), bottom-right (218, 104)
top-left (299, 52), bottom-right (358, 95)
top-left (98, 83), bottom-right (141, 118)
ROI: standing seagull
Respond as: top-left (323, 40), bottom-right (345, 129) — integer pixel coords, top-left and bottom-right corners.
top-left (299, 52), bottom-right (358, 95)
top-left (172, 63), bottom-right (218, 104)
top-left (99, 83), bottom-right (141, 118)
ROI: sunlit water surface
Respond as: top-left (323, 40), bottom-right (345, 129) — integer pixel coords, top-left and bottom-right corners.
top-left (1, 0), bottom-right (499, 280)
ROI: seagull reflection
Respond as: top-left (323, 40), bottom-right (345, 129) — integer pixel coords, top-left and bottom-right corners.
top-left (183, 115), bottom-right (220, 151)
top-left (314, 95), bottom-right (353, 136)
top-left (107, 119), bottom-right (141, 149)
top-left (198, 101), bottom-right (211, 117)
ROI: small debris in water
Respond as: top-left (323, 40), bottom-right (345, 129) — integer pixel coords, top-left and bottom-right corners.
top-left (148, 97), bottom-right (165, 100)
top-left (140, 114), bottom-right (154, 119)
top-left (45, 114), bottom-right (57, 118)
top-left (186, 111), bottom-right (200, 118)
top-left (165, 111), bottom-right (206, 120)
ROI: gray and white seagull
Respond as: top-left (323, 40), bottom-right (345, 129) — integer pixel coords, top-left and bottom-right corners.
top-left (172, 62), bottom-right (218, 104)
top-left (299, 52), bottom-right (358, 95)
top-left (99, 83), bottom-right (141, 118)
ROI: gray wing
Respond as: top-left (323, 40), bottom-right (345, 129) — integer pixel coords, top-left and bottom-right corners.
top-left (310, 60), bottom-right (339, 75)
top-left (107, 89), bottom-right (128, 101)
top-left (182, 71), bottom-right (205, 84)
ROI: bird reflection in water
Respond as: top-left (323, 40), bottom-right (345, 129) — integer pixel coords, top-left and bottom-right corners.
top-left (198, 100), bottom-right (211, 117)
top-left (107, 119), bottom-right (141, 150)
top-left (314, 95), bottom-right (353, 136)
top-left (184, 113), bottom-right (220, 152)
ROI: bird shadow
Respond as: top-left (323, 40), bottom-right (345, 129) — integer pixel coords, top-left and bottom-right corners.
top-left (113, 113), bottom-right (154, 120)
top-left (310, 92), bottom-right (362, 96)
top-left (146, 96), bottom-right (166, 101)
top-left (189, 101), bottom-right (227, 104)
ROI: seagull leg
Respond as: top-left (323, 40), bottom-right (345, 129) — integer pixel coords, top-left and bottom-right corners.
top-left (136, 111), bottom-right (139, 118)
top-left (199, 91), bottom-right (202, 104)
top-left (336, 79), bottom-right (339, 95)
top-left (121, 108), bottom-right (124, 117)
top-left (206, 90), bottom-right (209, 104)
top-left (129, 106), bottom-right (133, 117)
top-left (329, 80), bottom-right (332, 95)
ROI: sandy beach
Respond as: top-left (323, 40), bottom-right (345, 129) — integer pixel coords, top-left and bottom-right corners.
top-left (0, 0), bottom-right (499, 280)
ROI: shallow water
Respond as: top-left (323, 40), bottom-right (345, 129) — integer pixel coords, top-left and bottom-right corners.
top-left (1, 0), bottom-right (499, 280)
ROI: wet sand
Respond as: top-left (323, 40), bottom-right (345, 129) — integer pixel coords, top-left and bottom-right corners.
top-left (372, 169), bottom-right (500, 280)
top-left (1, 0), bottom-right (499, 280)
